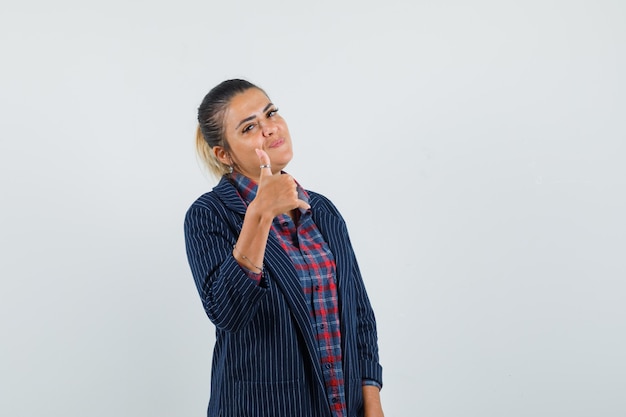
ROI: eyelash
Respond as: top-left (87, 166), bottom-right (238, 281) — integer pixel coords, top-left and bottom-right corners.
top-left (242, 108), bottom-right (279, 134)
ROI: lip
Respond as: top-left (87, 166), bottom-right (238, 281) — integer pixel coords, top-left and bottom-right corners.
top-left (268, 138), bottom-right (285, 149)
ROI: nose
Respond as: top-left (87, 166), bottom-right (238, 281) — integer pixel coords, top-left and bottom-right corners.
top-left (261, 119), bottom-right (277, 137)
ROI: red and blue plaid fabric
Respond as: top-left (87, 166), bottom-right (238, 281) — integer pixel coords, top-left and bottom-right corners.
top-left (230, 172), bottom-right (347, 417)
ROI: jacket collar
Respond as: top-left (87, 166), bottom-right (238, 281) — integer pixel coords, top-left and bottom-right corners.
top-left (212, 175), bottom-right (248, 215)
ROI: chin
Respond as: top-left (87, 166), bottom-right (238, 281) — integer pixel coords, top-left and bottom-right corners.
top-left (272, 149), bottom-right (293, 166)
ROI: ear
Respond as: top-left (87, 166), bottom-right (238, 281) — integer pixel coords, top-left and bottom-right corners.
top-left (212, 146), bottom-right (230, 166)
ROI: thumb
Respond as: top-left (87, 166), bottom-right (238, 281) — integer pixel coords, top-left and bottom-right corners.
top-left (255, 148), bottom-right (273, 177)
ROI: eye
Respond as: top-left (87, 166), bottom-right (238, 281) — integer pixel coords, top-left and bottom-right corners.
top-left (242, 123), bottom-right (256, 133)
top-left (267, 107), bottom-right (279, 118)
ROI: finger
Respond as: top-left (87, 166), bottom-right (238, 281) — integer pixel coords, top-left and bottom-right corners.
top-left (296, 199), bottom-right (311, 211)
top-left (288, 176), bottom-right (310, 210)
top-left (255, 148), bottom-right (273, 177)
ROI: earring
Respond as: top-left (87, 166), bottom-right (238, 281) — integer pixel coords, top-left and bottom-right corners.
top-left (225, 154), bottom-right (234, 174)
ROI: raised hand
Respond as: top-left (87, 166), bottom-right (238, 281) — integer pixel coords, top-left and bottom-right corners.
top-left (253, 148), bottom-right (310, 217)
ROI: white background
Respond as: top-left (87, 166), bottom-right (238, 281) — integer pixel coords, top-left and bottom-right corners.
top-left (1, 1), bottom-right (625, 416)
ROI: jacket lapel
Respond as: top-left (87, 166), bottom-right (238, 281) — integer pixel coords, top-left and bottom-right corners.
top-left (309, 205), bottom-right (350, 314)
top-left (263, 235), bottom-right (327, 390)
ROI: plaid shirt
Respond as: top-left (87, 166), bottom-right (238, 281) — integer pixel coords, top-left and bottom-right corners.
top-left (230, 172), bottom-right (347, 416)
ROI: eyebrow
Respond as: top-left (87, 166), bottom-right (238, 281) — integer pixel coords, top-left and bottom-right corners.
top-left (235, 102), bottom-right (275, 130)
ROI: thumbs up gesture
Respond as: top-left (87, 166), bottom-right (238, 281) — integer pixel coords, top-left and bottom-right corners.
top-left (253, 148), bottom-right (310, 217)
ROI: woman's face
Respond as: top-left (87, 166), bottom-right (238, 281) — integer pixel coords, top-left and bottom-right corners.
top-left (215, 88), bottom-right (293, 180)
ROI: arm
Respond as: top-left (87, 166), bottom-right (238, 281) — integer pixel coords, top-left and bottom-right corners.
top-left (184, 150), bottom-right (309, 332)
top-left (310, 193), bottom-right (385, 411)
top-left (350, 240), bottom-right (383, 386)
top-left (309, 192), bottom-right (384, 385)
top-left (184, 203), bottom-right (269, 333)
top-left (345, 226), bottom-right (384, 415)
top-left (349, 236), bottom-right (385, 416)
top-left (363, 385), bottom-right (384, 417)
top-left (230, 149), bottom-right (309, 275)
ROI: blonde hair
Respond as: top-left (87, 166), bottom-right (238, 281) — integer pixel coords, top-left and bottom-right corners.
top-left (195, 124), bottom-right (230, 178)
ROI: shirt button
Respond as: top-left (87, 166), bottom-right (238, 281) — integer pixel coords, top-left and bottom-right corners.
top-left (315, 285), bottom-right (320, 291)
top-left (319, 324), bottom-right (325, 329)
top-left (282, 221), bottom-right (288, 226)
top-left (331, 397), bottom-right (338, 403)
top-left (325, 363), bottom-right (332, 369)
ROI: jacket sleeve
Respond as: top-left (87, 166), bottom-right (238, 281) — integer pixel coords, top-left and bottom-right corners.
top-left (184, 202), bottom-right (269, 333)
top-left (350, 245), bottom-right (383, 387)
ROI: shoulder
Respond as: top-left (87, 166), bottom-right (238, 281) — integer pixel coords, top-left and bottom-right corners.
top-left (187, 190), bottom-right (221, 212)
top-left (185, 177), bottom-right (239, 222)
top-left (307, 189), bottom-right (349, 227)
top-left (185, 189), bottom-right (223, 218)
top-left (184, 192), bottom-right (224, 233)
top-left (307, 190), bottom-right (340, 214)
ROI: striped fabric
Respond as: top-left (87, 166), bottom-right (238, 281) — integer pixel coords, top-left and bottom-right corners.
top-left (230, 172), bottom-right (347, 416)
top-left (184, 175), bottom-right (382, 417)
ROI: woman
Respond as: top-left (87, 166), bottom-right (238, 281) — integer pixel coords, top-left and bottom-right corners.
top-left (184, 79), bottom-right (384, 417)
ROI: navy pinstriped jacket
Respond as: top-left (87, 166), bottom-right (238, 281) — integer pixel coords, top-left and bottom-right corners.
top-left (184, 176), bottom-right (383, 417)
